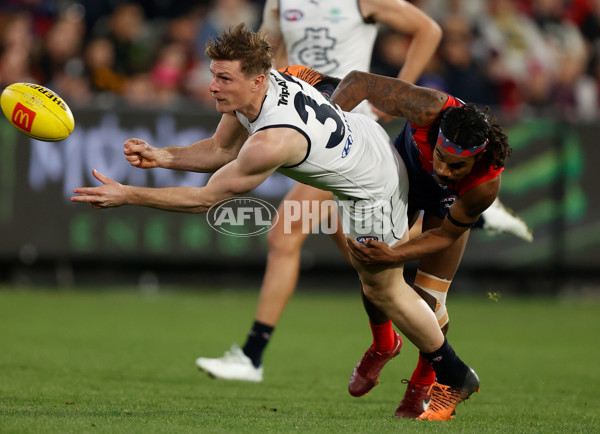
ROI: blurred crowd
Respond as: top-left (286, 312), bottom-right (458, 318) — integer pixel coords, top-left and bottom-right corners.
top-left (1, 0), bottom-right (600, 122)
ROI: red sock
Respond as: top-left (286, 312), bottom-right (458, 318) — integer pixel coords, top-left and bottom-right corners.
top-left (410, 353), bottom-right (436, 387)
top-left (370, 320), bottom-right (395, 352)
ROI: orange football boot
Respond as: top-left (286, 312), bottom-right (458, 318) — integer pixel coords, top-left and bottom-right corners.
top-left (418, 367), bottom-right (480, 421)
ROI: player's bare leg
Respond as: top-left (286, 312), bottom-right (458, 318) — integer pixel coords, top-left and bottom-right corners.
top-left (351, 231), bottom-right (442, 350)
top-left (196, 183), bottom-right (341, 381)
top-left (254, 184), bottom-right (336, 327)
top-left (395, 213), bottom-right (470, 418)
top-left (353, 233), bottom-right (478, 421)
top-left (349, 210), bottom-right (424, 396)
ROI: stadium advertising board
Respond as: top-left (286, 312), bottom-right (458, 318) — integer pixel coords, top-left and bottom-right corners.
top-left (0, 109), bottom-right (598, 272)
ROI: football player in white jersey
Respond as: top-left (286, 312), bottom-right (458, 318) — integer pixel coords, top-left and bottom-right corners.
top-left (194, 0), bottom-right (443, 386)
top-left (71, 24), bottom-right (480, 421)
top-left (194, 0), bottom-right (530, 400)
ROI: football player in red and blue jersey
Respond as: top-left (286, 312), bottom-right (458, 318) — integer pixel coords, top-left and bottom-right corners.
top-left (331, 70), bottom-right (511, 419)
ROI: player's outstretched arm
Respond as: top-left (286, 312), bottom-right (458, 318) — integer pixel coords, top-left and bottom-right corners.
top-left (70, 169), bottom-right (223, 213)
top-left (331, 71), bottom-right (447, 125)
top-left (72, 128), bottom-right (305, 213)
top-left (123, 113), bottom-right (248, 173)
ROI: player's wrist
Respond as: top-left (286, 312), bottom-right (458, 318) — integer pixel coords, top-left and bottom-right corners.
top-left (388, 246), bottom-right (406, 264)
top-left (157, 148), bottom-right (175, 169)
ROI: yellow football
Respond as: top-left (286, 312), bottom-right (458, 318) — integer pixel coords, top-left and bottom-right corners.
top-left (0, 82), bottom-right (74, 141)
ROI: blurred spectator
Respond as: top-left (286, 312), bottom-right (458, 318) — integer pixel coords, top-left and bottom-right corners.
top-left (438, 15), bottom-right (498, 106)
top-left (184, 58), bottom-right (214, 108)
top-left (51, 71), bottom-right (93, 107)
top-left (195, 0), bottom-right (260, 58)
top-left (1, 0), bottom-right (598, 119)
top-left (477, 0), bottom-right (555, 115)
top-left (580, 0), bottom-right (600, 39)
top-left (371, 28), bottom-right (447, 91)
top-left (580, 1), bottom-right (600, 119)
top-left (580, 0), bottom-right (600, 72)
top-left (0, 12), bottom-right (35, 87)
top-left (37, 6), bottom-right (86, 85)
top-left (122, 73), bottom-right (157, 108)
top-left (150, 42), bottom-right (187, 107)
top-left (418, 0), bottom-right (486, 24)
top-left (371, 30), bottom-right (410, 78)
top-left (91, 3), bottom-right (157, 76)
top-left (530, 0), bottom-right (592, 119)
top-left (165, 13), bottom-right (200, 55)
top-left (0, 11), bottom-right (34, 53)
top-left (0, 49), bottom-right (34, 88)
top-left (160, 11), bottom-right (206, 107)
top-left (84, 37), bottom-right (126, 94)
top-left (564, 0), bottom-right (595, 26)
top-left (43, 8), bottom-right (93, 108)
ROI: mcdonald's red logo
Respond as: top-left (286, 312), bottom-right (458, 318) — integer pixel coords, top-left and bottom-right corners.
top-left (12, 102), bottom-right (37, 132)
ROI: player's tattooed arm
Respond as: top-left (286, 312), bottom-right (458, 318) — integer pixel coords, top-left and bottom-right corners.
top-left (331, 70), bottom-right (447, 125)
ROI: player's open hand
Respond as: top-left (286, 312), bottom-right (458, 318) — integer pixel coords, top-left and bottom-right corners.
top-left (71, 169), bottom-right (126, 209)
top-left (346, 236), bottom-right (398, 266)
top-left (124, 138), bottom-right (162, 168)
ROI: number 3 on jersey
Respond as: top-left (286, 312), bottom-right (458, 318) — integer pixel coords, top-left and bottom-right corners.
top-left (293, 92), bottom-right (345, 149)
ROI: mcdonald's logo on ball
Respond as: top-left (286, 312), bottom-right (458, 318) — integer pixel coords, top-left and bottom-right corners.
top-left (11, 102), bottom-right (36, 133)
top-left (1, 82), bottom-right (74, 141)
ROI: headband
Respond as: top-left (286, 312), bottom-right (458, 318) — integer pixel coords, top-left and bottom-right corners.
top-left (437, 130), bottom-right (488, 157)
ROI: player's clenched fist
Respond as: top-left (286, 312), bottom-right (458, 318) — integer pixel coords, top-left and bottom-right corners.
top-left (124, 138), bottom-right (164, 169)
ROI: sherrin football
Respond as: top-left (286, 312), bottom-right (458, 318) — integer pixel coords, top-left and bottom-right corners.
top-left (1, 83), bottom-right (74, 141)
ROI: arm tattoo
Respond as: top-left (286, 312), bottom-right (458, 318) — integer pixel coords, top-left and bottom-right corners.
top-left (331, 72), bottom-right (367, 112)
top-left (332, 71), bottom-right (447, 124)
top-left (366, 78), bottom-right (376, 97)
top-left (366, 75), bottom-right (446, 125)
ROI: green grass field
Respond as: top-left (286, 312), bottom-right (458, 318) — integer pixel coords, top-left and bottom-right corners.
top-left (0, 287), bottom-right (598, 433)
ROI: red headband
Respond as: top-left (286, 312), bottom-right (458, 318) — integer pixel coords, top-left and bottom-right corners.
top-left (438, 130), bottom-right (488, 156)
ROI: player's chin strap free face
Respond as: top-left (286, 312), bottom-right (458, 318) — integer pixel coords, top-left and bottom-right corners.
top-left (437, 130), bottom-right (488, 157)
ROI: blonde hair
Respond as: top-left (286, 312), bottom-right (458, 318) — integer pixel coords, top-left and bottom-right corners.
top-left (205, 23), bottom-right (272, 78)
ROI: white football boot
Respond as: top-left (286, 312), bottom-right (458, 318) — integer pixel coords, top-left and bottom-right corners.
top-left (195, 343), bottom-right (263, 382)
top-left (481, 198), bottom-right (533, 242)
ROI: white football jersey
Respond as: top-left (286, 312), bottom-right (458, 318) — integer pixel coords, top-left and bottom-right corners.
top-left (236, 70), bottom-right (405, 204)
top-left (278, 0), bottom-right (377, 78)
top-left (278, 0), bottom-right (378, 118)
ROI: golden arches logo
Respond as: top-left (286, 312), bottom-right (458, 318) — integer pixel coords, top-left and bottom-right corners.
top-left (12, 102), bottom-right (36, 132)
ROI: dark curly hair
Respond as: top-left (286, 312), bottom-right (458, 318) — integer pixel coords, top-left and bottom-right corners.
top-left (427, 103), bottom-right (511, 169)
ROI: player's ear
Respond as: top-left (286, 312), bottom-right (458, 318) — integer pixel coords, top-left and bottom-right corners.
top-left (252, 74), bottom-right (266, 90)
